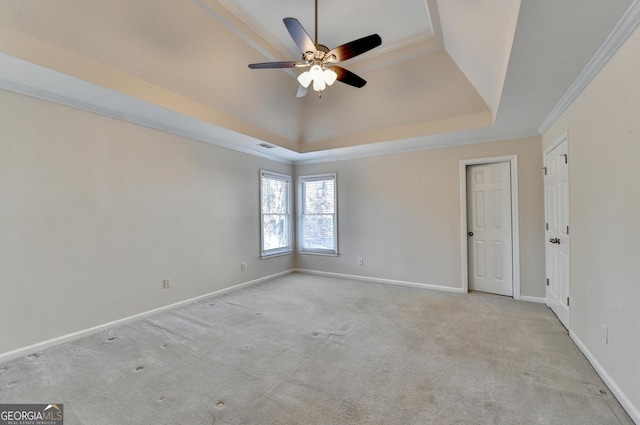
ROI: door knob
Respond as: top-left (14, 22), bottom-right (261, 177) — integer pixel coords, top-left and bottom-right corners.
top-left (549, 237), bottom-right (560, 244)
top-left (468, 232), bottom-right (474, 237)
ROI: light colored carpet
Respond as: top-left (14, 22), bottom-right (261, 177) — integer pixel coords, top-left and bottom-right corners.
top-left (0, 273), bottom-right (634, 424)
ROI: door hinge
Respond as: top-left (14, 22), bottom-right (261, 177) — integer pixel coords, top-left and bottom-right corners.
top-left (567, 297), bottom-right (570, 306)
top-left (542, 167), bottom-right (547, 175)
top-left (566, 225), bottom-right (569, 235)
top-left (563, 154), bottom-right (568, 164)
top-left (546, 278), bottom-right (550, 286)
top-left (546, 223), bottom-right (549, 231)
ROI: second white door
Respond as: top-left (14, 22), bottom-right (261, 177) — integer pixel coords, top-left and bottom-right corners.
top-left (467, 162), bottom-right (513, 296)
top-left (545, 139), bottom-right (570, 329)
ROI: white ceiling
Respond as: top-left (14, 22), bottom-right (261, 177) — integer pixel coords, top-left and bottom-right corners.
top-left (219, 0), bottom-right (435, 60)
top-left (0, 0), bottom-right (636, 163)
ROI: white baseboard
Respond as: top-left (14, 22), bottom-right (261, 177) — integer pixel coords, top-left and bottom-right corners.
top-left (294, 269), bottom-right (549, 304)
top-left (570, 331), bottom-right (640, 424)
top-left (0, 270), bottom-right (294, 364)
top-left (520, 295), bottom-right (546, 304)
top-left (295, 268), bottom-right (465, 294)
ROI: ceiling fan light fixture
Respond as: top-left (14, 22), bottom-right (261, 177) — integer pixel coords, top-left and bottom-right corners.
top-left (298, 64), bottom-right (325, 90)
top-left (323, 68), bottom-right (337, 86)
top-left (313, 76), bottom-right (327, 92)
top-left (298, 64), bottom-right (334, 92)
top-left (248, 4), bottom-right (382, 97)
top-left (299, 64), bottom-right (334, 92)
top-left (297, 71), bottom-right (313, 88)
top-left (310, 64), bottom-right (323, 79)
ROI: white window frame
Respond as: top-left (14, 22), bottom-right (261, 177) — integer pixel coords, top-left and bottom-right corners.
top-left (260, 170), bottom-right (292, 258)
top-left (298, 173), bottom-right (338, 256)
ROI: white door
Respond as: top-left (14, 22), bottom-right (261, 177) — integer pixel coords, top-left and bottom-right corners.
top-left (545, 139), bottom-right (570, 329)
top-left (467, 162), bottom-right (513, 296)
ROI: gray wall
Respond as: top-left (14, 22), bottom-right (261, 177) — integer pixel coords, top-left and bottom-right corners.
top-left (542, 23), bottom-right (640, 420)
top-left (0, 88), bottom-right (547, 360)
top-left (0, 89), bottom-right (293, 355)
top-left (295, 136), bottom-right (546, 298)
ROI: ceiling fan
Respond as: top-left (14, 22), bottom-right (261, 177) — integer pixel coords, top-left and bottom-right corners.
top-left (248, 0), bottom-right (382, 97)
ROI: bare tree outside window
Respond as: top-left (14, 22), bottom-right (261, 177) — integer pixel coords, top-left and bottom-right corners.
top-left (261, 172), bottom-right (291, 256)
top-left (300, 174), bottom-right (337, 254)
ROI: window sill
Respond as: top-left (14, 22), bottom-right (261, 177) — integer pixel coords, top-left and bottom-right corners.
top-left (298, 250), bottom-right (338, 257)
top-left (261, 250), bottom-right (293, 260)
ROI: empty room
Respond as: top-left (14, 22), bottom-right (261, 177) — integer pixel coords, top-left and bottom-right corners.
top-left (1, 0), bottom-right (639, 424)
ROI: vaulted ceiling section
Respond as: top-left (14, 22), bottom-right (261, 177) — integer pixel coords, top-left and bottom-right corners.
top-left (0, 0), bottom-right (634, 161)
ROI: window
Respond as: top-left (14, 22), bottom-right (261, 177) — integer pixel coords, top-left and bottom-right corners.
top-left (260, 171), bottom-right (292, 257)
top-left (299, 173), bottom-right (337, 255)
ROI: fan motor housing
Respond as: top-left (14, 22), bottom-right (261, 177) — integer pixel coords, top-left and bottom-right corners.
top-left (304, 44), bottom-right (334, 64)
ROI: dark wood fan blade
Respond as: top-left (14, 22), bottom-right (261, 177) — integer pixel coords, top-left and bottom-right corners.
top-left (283, 18), bottom-right (316, 54)
top-left (248, 61), bottom-right (304, 69)
top-left (331, 66), bottom-right (367, 88)
top-left (328, 34), bottom-right (382, 62)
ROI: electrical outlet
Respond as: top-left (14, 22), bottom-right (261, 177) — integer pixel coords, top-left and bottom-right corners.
top-left (357, 257), bottom-right (364, 265)
top-left (162, 279), bottom-right (171, 289)
top-left (602, 324), bottom-right (608, 344)
top-left (241, 262), bottom-right (247, 271)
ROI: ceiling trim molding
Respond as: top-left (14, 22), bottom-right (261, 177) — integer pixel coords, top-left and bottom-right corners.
top-left (214, 0), bottom-right (296, 58)
top-left (353, 42), bottom-right (440, 74)
top-left (346, 31), bottom-right (436, 68)
top-left (192, 0), bottom-right (276, 62)
top-left (538, 0), bottom-right (640, 134)
top-left (425, 0), bottom-right (444, 49)
top-left (293, 131), bottom-right (541, 165)
top-left (0, 70), bottom-right (294, 165)
top-left (192, 0), bottom-right (297, 79)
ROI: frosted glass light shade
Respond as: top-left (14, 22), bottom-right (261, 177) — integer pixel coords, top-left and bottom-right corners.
top-left (298, 64), bottom-right (335, 92)
top-left (297, 71), bottom-right (312, 88)
top-left (313, 77), bottom-right (326, 92)
top-left (323, 68), bottom-right (337, 86)
top-left (309, 64), bottom-right (323, 79)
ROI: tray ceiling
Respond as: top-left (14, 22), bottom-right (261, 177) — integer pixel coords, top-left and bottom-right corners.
top-left (0, 0), bottom-right (635, 162)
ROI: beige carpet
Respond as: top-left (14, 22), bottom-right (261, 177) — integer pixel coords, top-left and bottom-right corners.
top-left (0, 273), bottom-right (633, 424)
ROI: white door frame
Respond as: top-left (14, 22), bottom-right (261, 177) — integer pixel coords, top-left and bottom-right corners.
top-left (460, 156), bottom-right (521, 299)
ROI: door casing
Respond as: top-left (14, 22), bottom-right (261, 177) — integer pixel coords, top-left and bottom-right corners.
top-left (460, 156), bottom-right (521, 299)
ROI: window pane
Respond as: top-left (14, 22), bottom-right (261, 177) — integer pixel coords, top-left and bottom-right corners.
top-left (263, 214), bottom-right (288, 250)
top-left (302, 214), bottom-right (335, 250)
top-left (261, 171), bottom-right (291, 256)
top-left (299, 174), bottom-right (337, 254)
top-left (303, 179), bottom-right (335, 214)
top-left (262, 177), bottom-right (289, 214)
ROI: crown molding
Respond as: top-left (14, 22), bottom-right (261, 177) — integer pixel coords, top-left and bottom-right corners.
top-left (0, 53), bottom-right (296, 164)
top-left (214, 0), bottom-right (296, 59)
top-left (538, 0), bottom-right (640, 134)
top-left (192, 0), bottom-right (298, 79)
